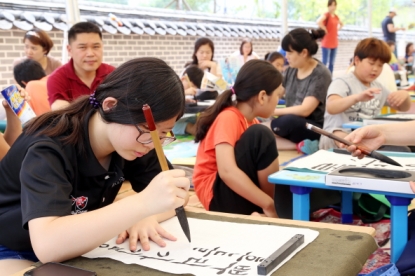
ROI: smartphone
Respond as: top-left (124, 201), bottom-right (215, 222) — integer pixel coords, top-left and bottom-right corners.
top-left (24, 262), bottom-right (96, 276)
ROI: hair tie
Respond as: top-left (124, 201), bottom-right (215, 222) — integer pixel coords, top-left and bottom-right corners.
top-left (231, 87), bottom-right (236, 95)
top-left (89, 92), bottom-right (100, 109)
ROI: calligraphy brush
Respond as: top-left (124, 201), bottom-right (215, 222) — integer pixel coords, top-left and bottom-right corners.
top-left (142, 104), bottom-right (191, 242)
top-left (306, 123), bottom-right (402, 167)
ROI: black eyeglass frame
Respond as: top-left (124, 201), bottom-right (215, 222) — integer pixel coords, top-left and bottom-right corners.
top-left (134, 124), bottom-right (176, 147)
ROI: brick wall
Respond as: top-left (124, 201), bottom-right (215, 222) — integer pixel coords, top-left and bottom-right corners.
top-left (0, 29), bottom-right (359, 86)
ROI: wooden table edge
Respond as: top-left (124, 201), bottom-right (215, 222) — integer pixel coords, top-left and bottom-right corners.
top-left (185, 206), bottom-right (376, 236)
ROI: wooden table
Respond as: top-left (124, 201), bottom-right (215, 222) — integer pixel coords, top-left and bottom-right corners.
top-left (13, 206), bottom-right (375, 276)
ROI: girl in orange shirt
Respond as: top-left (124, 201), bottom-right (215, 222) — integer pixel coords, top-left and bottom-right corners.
top-left (193, 60), bottom-right (283, 217)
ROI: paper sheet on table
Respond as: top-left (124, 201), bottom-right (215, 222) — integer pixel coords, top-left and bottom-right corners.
top-left (285, 150), bottom-right (415, 174)
top-left (83, 217), bottom-right (319, 276)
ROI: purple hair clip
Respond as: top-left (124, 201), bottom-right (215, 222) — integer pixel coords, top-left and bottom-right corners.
top-left (89, 92), bottom-right (100, 109)
top-left (231, 87), bottom-right (236, 95)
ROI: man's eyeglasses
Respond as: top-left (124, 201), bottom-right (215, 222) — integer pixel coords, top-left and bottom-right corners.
top-left (134, 125), bottom-right (176, 147)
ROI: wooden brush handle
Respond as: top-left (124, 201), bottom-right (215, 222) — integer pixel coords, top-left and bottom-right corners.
top-left (143, 104), bottom-right (169, 171)
top-left (306, 123), bottom-right (372, 155)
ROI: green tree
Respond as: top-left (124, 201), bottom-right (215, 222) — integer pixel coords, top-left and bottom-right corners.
top-left (185, 0), bottom-right (212, 12)
top-left (273, 1), bottom-right (281, 19)
top-left (336, 0), bottom-right (368, 26)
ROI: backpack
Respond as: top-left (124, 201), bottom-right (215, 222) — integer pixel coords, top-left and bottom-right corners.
top-left (353, 193), bottom-right (391, 223)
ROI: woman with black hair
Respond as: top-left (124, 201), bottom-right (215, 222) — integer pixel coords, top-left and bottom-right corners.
top-left (269, 28), bottom-right (332, 153)
top-left (269, 29), bottom-right (341, 219)
top-left (230, 39), bottom-right (259, 65)
top-left (184, 37), bottom-right (222, 78)
top-left (0, 58), bottom-right (190, 275)
top-left (13, 28), bottom-right (62, 76)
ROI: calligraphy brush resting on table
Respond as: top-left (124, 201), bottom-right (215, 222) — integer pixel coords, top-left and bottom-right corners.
top-left (0, 58), bottom-right (190, 276)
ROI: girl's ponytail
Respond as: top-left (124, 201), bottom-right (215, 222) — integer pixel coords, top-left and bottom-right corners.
top-left (194, 89), bottom-right (233, 142)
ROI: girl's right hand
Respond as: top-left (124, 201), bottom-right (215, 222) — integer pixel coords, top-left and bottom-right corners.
top-left (142, 169), bottom-right (190, 215)
top-left (198, 60), bottom-right (215, 70)
top-left (340, 125), bottom-right (386, 159)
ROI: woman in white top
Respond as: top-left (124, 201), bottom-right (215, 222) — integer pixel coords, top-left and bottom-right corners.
top-left (231, 39), bottom-right (259, 65)
top-left (184, 37), bottom-right (222, 78)
top-left (13, 28), bottom-right (62, 76)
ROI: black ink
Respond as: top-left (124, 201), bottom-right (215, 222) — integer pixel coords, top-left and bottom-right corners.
top-left (228, 265), bottom-right (251, 275)
top-left (202, 247), bottom-right (220, 257)
top-left (157, 251), bottom-right (170, 258)
top-left (104, 246), bottom-right (171, 261)
top-left (172, 257), bottom-right (209, 267)
top-left (214, 250), bottom-right (227, 256)
top-left (212, 261), bottom-right (238, 275)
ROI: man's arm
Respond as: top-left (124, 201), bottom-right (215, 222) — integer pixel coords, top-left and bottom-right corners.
top-left (387, 23), bottom-right (405, 33)
top-left (47, 69), bottom-right (71, 110)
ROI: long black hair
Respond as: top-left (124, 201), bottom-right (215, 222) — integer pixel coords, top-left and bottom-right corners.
top-left (282, 28), bottom-right (325, 56)
top-left (195, 59), bottom-right (282, 142)
top-left (25, 57), bottom-right (185, 153)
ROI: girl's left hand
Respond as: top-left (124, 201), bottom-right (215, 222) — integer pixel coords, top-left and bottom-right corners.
top-left (116, 216), bottom-right (177, 252)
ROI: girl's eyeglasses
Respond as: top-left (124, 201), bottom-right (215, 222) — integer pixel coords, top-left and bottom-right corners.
top-left (134, 124), bottom-right (176, 147)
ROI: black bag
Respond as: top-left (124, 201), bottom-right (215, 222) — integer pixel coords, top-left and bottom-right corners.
top-left (353, 193), bottom-right (390, 223)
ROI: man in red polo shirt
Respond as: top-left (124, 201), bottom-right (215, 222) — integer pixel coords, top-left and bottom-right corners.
top-left (47, 22), bottom-right (115, 110)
